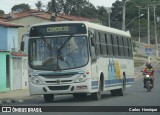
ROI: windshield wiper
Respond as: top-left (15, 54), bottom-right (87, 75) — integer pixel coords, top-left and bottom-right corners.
top-left (58, 34), bottom-right (74, 53)
top-left (41, 36), bottom-right (51, 50)
top-left (56, 34), bottom-right (74, 70)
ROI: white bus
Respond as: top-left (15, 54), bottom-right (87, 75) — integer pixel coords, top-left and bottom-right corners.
top-left (28, 21), bottom-right (134, 102)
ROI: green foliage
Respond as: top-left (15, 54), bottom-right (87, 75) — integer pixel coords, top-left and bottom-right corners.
top-left (35, 1), bottom-right (44, 11)
top-left (11, 3), bottom-right (30, 12)
top-left (46, 2), bottom-right (51, 12)
top-left (0, 10), bottom-right (5, 15)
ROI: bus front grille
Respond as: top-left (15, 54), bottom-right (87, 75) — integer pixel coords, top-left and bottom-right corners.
top-left (48, 85), bottom-right (70, 90)
top-left (45, 80), bottom-right (72, 84)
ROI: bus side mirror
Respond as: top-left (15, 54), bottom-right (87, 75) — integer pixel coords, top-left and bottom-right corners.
top-left (20, 34), bottom-right (25, 52)
top-left (20, 41), bottom-right (24, 51)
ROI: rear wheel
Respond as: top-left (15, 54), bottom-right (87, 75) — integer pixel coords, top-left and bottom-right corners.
top-left (146, 81), bottom-right (151, 92)
top-left (118, 78), bottom-right (126, 96)
top-left (43, 94), bottom-right (54, 103)
top-left (117, 88), bottom-right (124, 96)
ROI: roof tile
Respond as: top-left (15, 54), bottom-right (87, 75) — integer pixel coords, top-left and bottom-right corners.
top-left (0, 21), bottom-right (24, 27)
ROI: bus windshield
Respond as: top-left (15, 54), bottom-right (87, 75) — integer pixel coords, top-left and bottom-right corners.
top-left (29, 36), bottom-right (89, 71)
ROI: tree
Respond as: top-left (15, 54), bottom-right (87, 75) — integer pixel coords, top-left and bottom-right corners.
top-left (0, 10), bottom-right (5, 15)
top-left (35, 1), bottom-right (44, 11)
top-left (11, 4), bottom-right (30, 12)
top-left (46, 0), bottom-right (97, 18)
top-left (110, 0), bottom-right (123, 29)
top-left (80, 2), bottom-right (97, 18)
top-left (97, 6), bottom-right (109, 26)
top-left (46, 1), bottom-right (52, 12)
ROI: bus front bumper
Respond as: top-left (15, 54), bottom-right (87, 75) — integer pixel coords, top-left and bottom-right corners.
top-left (29, 80), bottom-right (92, 95)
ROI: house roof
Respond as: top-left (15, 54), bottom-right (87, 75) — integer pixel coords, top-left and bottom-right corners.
top-left (0, 16), bottom-right (7, 21)
top-left (11, 52), bottom-right (27, 57)
top-left (0, 21), bottom-right (24, 28)
top-left (1, 9), bottom-right (99, 22)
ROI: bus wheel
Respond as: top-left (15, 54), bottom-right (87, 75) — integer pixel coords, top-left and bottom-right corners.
top-left (43, 94), bottom-right (54, 103)
top-left (118, 79), bottom-right (126, 96)
top-left (91, 83), bottom-right (102, 100)
top-left (91, 90), bottom-right (101, 100)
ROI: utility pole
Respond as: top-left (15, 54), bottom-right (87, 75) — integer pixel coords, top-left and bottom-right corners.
top-left (51, 0), bottom-right (57, 21)
top-left (107, 7), bottom-right (112, 27)
top-left (122, 0), bottom-right (126, 31)
top-left (138, 6), bottom-right (141, 42)
top-left (147, 6), bottom-right (150, 45)
top-left (147, 6), bottom-right (150, 46)
top-left (152, 1), bottom-right (159, 57)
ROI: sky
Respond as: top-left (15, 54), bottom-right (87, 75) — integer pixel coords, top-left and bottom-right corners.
top-left (0, 0), bottom-right (117, 14)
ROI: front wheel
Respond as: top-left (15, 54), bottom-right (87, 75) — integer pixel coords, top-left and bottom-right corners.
top-left (43, 94), bottom-right (54, 103)
top-left (146, 81), bottom-right (151, 92)
top-left (91, 82), bottom-right (102, 100)
top-left (91, 90), bottom-right (101, 100)
top-left (118, 79), bottom-right (126, 96)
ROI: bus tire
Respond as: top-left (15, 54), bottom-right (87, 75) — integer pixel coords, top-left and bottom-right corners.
top-left (118, 78), bottom-right (126, 96)
top-left (91, 78), bottom-right (102, 100)
top-left (91, 91), bottom-right (101, 100)
top-left (43, 94), bottom-right (54, 103)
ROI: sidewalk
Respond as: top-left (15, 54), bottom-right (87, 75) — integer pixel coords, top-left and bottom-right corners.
top-left (0, 89), bottom-right (40, 104)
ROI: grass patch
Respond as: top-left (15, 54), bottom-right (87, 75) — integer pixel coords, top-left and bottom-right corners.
top-left (134, 60), bottom-right (144, 67)
top-left (156, 58), bottom-right (160, 61)
top-left (134, 54), bottom-right (147, 58)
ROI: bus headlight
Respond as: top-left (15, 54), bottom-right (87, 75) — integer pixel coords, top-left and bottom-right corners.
top-left (31, 77), bottom-right (43, 85)
top-left (75, 74), bottom-right (87, 83)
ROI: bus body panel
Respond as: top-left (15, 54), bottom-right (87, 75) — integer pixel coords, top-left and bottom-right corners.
top-left (27, 21), bottom-right (134, 97)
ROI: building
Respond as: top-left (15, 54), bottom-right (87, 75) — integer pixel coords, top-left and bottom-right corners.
top-left (0, 51), bottom-right (11, 92)
top-left (0, 21), bottom-right (23, 52)
top-left (11, 52), bottom-right (28, 90)
top-left (0, 21), bottom-right (28, 92)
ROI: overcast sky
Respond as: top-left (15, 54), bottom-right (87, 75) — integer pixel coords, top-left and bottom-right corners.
top-left (0, 0), bottom-right (117, 14)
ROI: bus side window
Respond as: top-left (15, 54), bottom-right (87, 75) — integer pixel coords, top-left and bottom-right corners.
top-left (100, 32), bottom-right (107, 56)
top-left (113, 35), bottom-right (118, 56)
top-left (89, 30), bottom-right (97, 62)
top-left (110, 35), bottom-right (114, 56)
top-left (123, 37), bottom-right (129, 57)
top-left (95, 31), bottom-right (100, 55)
top-left (118, 36), bottom-right (124, 57)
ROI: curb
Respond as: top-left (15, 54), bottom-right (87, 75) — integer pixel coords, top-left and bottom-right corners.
top-left (0, 99), bottom-right (24, 104)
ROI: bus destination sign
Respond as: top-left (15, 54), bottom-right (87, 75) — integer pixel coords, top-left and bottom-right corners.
top-left (29, 23), bottom-right (87, 37)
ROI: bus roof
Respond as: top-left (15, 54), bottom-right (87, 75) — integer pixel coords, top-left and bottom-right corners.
top-left (30, 21), bottom-right (131, 38)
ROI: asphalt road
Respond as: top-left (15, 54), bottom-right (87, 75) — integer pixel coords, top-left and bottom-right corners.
top-left (2, 65), bottom-right (160, 115)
